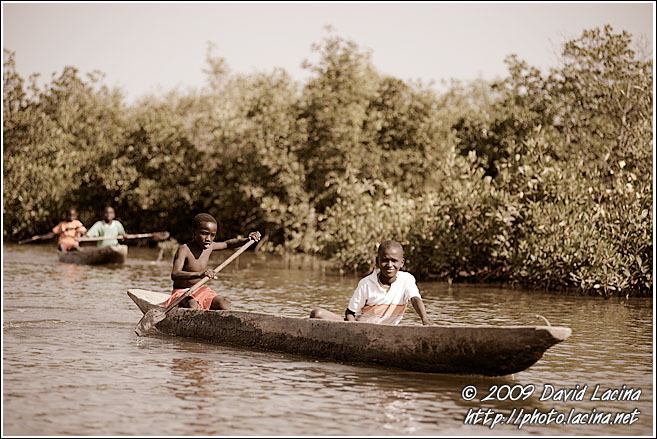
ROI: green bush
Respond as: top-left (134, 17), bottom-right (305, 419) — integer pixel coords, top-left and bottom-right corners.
top-left (3, 26), bottom-right (652, 297)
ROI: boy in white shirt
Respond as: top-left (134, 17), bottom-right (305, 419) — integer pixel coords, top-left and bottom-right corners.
top-left (85, 206), bottom-right (126, 248)
top-left (310, 240), bottom-right (434, 325)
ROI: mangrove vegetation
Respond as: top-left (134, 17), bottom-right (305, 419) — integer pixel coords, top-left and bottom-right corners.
top-left (3, 26), bottom-right (652, 297)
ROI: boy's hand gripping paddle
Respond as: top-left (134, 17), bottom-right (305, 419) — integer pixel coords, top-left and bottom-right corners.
top-left (134, 239), bottom-right (255, 336)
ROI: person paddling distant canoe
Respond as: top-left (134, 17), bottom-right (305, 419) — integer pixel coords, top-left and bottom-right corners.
top-left (164, 213), bottom-right (261, 310)
top-left (85, 206), bottom-right (126, 248)
top-left (310, 240), bottom-right (435, 325)
top-left (52, 208), bottom-right (87, 252)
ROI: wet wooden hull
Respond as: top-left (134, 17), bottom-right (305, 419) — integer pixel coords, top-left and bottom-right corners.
top-left (58, 245), bottom-right (128, 265)
top-left (127, 288), bottom-right (571, 376)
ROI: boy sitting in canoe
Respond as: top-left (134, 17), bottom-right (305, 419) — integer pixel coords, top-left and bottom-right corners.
top-left (164, 213), bottom-right (261, 310)
top-left (52, 208), bottom-right (87, 252)
top-left (310, 240), bottom-right (435, 325)
top-left (85, 206), bottom-right (126, 248)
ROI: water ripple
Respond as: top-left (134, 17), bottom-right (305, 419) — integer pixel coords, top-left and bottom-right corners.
top-left (2, 243), bottom-right (652, 436)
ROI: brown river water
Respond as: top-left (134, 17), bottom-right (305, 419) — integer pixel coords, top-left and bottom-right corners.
top-left (2, 243), bottom-right (653, 436)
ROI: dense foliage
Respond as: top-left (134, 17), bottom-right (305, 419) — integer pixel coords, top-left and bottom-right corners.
top-left (3, 26), bottom-right (652, 296)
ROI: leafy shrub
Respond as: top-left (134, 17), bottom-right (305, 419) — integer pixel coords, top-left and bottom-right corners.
top-left (3, 26), bottom-right (651, 297)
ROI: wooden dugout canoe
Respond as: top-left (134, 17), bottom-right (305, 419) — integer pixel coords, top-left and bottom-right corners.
top-left (127, 288), bottom-right (571, 376)
top-left (58, 244), bottom-right (128, 265)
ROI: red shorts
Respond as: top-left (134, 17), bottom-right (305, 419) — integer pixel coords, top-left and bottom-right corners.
top-left (164, 285), bottom-right (218, 310)
top-left (58, 237), bottom-right (79, 251)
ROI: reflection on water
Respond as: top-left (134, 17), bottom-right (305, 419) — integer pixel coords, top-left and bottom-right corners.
top-left (58, 262), bottom-right (86, 282)
top-left (2, 243), bottom-right (653, 435)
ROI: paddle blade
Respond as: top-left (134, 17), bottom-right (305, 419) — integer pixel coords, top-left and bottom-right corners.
top-left (18, 232), bottom-right (55, 244)
top-left (134, 308), bottom-right (167, 336)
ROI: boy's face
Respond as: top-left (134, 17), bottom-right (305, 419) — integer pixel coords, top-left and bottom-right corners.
top-left (68, 209), bottom-right (78, 221)
top-left (376, 245), bottom-right (404, 282)
top-left (193, 221), bottom-right (217, 249)
top-left (103, 207), bottom-right (115, 222)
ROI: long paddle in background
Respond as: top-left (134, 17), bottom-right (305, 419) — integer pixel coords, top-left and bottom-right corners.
top-left (134, 238), bottom-right (255, 336)
top-left (76, 231), bottom-right (170, 242)
top-left (18, 232), bottom-right (56, 245)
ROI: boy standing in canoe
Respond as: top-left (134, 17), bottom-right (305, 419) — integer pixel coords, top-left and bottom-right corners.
top-left (52, 208), bottom-right (87, 252)
top-left (310, 240), bottom-right (435, 325)
top-left (85, 206), bottom-right (126, 248)
top-left (165, 213), bottom-right (261, 310)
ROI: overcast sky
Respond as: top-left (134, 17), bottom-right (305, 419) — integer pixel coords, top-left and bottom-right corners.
top-left (2, 2), bottom-right (654, 103)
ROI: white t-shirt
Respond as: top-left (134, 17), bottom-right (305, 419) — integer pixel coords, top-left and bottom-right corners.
top-left (347, 269), bottom-right (421, 325)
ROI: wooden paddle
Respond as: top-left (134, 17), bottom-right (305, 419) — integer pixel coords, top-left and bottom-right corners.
top-left (76, 231), bottom-right (170, 242)
top-left (134, 238), bottom-right (256, 336)
top-left (18, 232), bottom-right (56, 244)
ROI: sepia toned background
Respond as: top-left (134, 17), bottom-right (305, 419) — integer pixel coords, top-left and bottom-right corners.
top-left (2, 2), bottom-right (654, 436)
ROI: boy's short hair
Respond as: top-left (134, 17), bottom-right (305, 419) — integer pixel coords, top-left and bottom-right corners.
top-left (193, 213), bottom-right (217, 230)
top-left (378, 240), bottom-right (404, 256)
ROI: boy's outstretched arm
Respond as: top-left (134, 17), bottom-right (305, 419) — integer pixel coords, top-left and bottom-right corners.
top-left (410, 296), bottom-right (435, 326)
top-left (213, 231), bottom-right (261, 250)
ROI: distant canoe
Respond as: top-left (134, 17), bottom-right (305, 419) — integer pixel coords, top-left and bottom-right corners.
top-left (127, 288), bottom-right (571, 376)
top-left (58, 245), bottom-right (128, 265)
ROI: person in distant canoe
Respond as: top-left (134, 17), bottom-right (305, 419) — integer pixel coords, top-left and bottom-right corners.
top-left (164, 213), bottom-right (261, 310)
top-left (52, 208), bottom-right (87, 252)
top-left (310, 240), bottom-right (435, 325)
top-left (85, 206), bottom-right (126, 248)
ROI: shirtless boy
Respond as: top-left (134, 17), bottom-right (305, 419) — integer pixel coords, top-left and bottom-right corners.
top-left (163, 213), bottom-right (261, 310)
